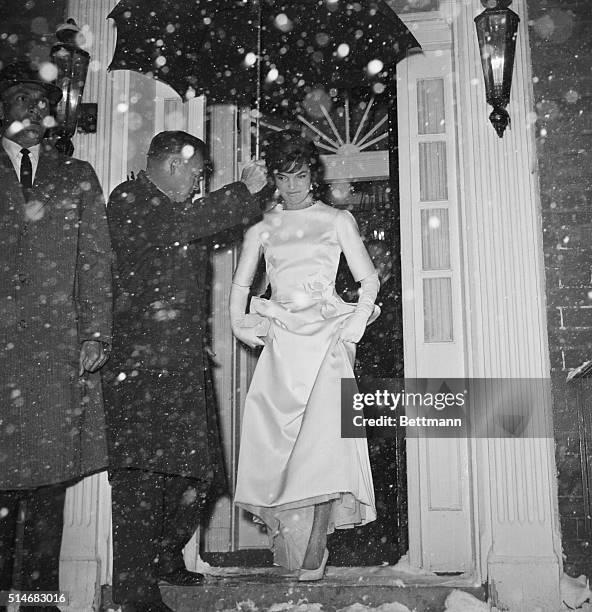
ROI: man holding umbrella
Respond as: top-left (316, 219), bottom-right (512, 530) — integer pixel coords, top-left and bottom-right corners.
top-left (104, 130), bottom-right (267, 612)
top-left (0, 61), bottom-right (113, 609)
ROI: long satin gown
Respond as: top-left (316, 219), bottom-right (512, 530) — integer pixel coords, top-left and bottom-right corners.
top-left (233, 201), bottom-right (378, 570)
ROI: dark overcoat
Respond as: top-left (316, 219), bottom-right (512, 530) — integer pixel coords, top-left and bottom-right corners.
top-left (103, 172), bottom-right (260, 482)
top-left (0, 142), bottom-right (113, 489)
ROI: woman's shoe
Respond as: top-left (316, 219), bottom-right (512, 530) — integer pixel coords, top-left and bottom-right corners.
top-left (298, 548), bottom-right (329, 582)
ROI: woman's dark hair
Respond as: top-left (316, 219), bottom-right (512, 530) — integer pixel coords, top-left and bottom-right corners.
top-left (262, 130), bottom-right (324, 191)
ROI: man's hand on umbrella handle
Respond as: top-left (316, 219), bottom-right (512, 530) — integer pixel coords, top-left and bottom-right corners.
top-left (79, 340), bottom-right (109, 376)
top-left (241, 160), bottom-right (268, 195)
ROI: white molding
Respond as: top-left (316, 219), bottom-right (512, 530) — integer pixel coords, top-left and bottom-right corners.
top-left (388, 0), bottom-right (453, 50)
top-left (61, 2), bottom-right (123, 610)
top-left (322, 151), bottom-right (389, 182)
top-left (70, 0), bottom-right (128, 195)
top-left (450, 0), bottom-right (562, 608)
top-left (60, 474), bottom-right (104, 612)
top-left (187, 96), bottom-right (207, 140)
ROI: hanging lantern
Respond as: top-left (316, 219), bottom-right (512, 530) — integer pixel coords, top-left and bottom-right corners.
top-left (474, 0), bottom-right (520, 138)
top-left (50, 19), bottom-right (90, 156)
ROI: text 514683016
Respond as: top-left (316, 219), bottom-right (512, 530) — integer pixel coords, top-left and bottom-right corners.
top-left (0, 591), bottom-right (68, 606)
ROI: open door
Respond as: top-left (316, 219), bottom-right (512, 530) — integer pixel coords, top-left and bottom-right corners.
top-left (201, 89), bottom-right (408, 565)
top-left (398, 49), bottom-right (473, 572)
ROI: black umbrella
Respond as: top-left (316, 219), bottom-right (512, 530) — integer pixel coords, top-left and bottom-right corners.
top-left (107, 0), bottom-right (420, 113)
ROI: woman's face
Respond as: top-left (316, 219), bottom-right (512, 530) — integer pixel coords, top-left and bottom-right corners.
top-left (274, 163), bottom-right (312, 208)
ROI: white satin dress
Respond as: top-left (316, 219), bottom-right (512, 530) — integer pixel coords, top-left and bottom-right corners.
top-left (233, 201), bottom-right (378, 569)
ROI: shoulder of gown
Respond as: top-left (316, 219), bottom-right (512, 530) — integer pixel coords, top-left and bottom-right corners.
top-left (243, 218), bottom-right (265, 238)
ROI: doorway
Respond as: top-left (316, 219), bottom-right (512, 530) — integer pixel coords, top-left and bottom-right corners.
top-left (135, 42), bottom-right (475, 576)
top-left (202, 86), bottom-right (408, 566)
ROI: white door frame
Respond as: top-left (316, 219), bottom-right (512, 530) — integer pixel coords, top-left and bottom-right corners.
top-left (59, 1), bottom-right (562, 609)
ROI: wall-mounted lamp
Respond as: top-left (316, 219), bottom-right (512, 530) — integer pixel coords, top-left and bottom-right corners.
top-left (475, 0), bottom-right (520, 138)
top-left (50, 19), bottom-right (91, 156)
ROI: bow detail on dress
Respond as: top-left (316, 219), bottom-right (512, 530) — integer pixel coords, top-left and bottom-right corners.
top-left (303, 278), bottom-right (341, 319)
top-left (249, 276), bottom-right (352, 332)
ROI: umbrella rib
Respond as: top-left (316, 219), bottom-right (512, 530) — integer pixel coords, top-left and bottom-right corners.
top-left (358, 132), bottom-right (389, 151)
top-left (320, 105), bottom-right (344, 146)
top-left (297, 116), bottom-right (340, 149)
top-left (356, 115), bottom-right (388, 147)
top-left (353, 96), bottom-right (375, 145)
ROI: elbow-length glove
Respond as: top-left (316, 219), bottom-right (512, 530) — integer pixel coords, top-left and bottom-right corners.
top-left (229, 283), bottom-right (266, 349)
top-left (338, 272), bottom-right (380, 343)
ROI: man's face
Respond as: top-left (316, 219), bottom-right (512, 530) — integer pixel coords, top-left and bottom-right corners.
top-left (0, 83), bottom-right (50, 147)
top-left (174, 150), bottom-right (205, 200)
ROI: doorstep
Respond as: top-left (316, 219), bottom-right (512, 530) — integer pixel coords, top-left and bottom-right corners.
top-left (150, 566), bottom-right (486, 612)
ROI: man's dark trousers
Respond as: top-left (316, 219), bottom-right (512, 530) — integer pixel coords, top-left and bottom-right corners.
top-left (109, 469), bottom-right (209, 605)
top-left (0, 484), bottom-right (66, 612)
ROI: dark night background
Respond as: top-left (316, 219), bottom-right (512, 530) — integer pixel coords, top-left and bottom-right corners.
top-left (0, 0), bottom-right (65, 68)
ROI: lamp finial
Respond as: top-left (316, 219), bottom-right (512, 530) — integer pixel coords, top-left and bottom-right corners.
top-left (480, 0), bottom-right (512, 8)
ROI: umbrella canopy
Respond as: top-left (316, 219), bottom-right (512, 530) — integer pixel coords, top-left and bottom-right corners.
top-left (107, 0), bottom-right (420, 112)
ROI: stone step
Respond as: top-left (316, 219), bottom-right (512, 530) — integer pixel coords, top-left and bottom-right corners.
top-left (155, 568), bottom-right (487, 612)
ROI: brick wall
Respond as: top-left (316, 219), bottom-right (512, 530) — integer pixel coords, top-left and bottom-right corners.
top-left (527, 0), bottom-right (592, 576)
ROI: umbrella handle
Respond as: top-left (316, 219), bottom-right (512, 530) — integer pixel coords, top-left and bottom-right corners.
top-left (255, 0), bottom-right (262, 158)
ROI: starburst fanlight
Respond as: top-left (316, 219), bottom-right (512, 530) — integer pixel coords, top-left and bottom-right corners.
top-left (252, 94), bottom-right (388, 156)
top-left (297, 95), bottom-right (388, 156)
top-left (249, 91), bottom-right (390, 198)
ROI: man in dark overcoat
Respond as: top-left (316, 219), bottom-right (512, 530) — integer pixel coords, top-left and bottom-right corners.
top-left (103, 130), bottom-right (266, 612)
top-left (0, 62), bottom-right (112, 609)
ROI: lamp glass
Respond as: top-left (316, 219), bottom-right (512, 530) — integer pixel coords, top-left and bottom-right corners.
top-left (475, 8), bottom-right (520, 108)
top-left (475, 4), bottom-right (520, 137)
top-left (50, 43), bottom-right (90, 138)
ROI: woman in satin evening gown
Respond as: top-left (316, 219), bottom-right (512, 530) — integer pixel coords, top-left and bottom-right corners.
top-left (230, 131), bottom-right (379, 580)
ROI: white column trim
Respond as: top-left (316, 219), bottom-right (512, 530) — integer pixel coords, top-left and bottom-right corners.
top-left (450, 0), bottom-right (562, 609)
top-left (61, 2), bottom-right (127, 610)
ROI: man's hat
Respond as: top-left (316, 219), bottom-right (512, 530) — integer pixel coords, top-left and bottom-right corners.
top-left (0, 60), bottom-right (62, 105)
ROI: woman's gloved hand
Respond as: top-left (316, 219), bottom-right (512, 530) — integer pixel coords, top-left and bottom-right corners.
top-left (337, 272), bottom-right (379, 344)
top-left (338, 312), bottom-right (369, 344)
top-left (230, 283), bottom-right (266, 349)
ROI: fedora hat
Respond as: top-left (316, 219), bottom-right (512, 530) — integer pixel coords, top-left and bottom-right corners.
top-left (0, 60), bottom-right (62, 105)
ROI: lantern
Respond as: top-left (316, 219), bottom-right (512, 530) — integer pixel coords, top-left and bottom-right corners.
top-left (50, 19), bottom-right (90, 156)
top-left (475, 0), bottom-right (520, 138)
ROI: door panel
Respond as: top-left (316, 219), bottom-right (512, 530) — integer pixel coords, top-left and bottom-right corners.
top-left (398, 49), bottom-right (473, 571)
